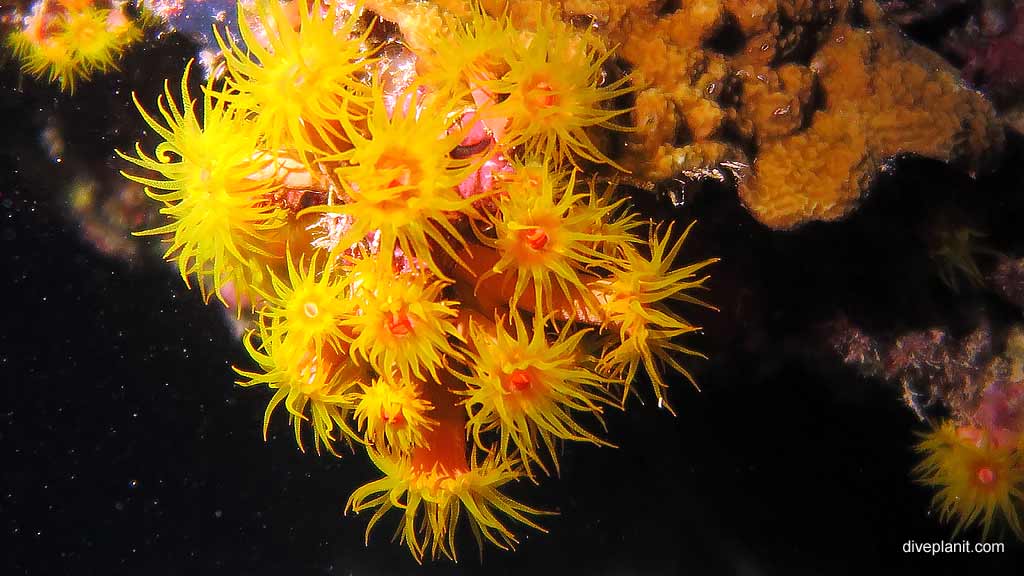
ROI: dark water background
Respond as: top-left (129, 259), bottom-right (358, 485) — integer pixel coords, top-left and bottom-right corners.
top-left (2, 28), bottom-right (1023, 576)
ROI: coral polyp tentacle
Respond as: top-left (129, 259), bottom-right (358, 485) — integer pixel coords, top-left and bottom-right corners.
top-left (595, 221), bottom-right (719, 415)
top-left (256, 248), bottom-right (353, 360)
top-left (235, 318), bottom-right (365, 456)
top-left (119, 60), bottom-right (288, 308)
top-left (418, 2), bottom-right (517, 95)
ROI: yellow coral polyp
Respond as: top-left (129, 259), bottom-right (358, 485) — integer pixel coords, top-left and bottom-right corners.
top-left (60, 7), bottom-right (117, 71)
top-left (344, 260), bottom-right (463, 383)
top-left (258, 249), bottom-right (352, 360)
top-left (915, 423), bottom-right (1024, 540)
top-left (347, 420), bottom-right (547, 562)
top-left (458, 312), bottom-right (614, 477)
top-left (120, 61), bottom-right (287, 306)
top-left (8, 4), bottom-right (140, 93)
top-left (235, 319), bottom-right (363, 456)
top-left (419, 3), bottom-right (517, 93)
top-left (313, 84), bottom-right (479, 278)
top-left (596, 222), bottom-right (718, 415)
top-left (480, 11), bottom-right (633, 168)
top-left (215, 0), bottom-right (375, 158)
top-left (930, 226), bottom-right (995, 292)
top-left (8, 32), bottom-right (75, 90)
top-left (354, 376), bottom-right (435, 452)
top-left (478, 164), bottom-right (628, 314)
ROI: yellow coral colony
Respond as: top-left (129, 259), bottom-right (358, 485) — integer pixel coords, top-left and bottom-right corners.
top-left (7, 0), bottom-right (142, 93)
top-left (121, 0), bottom-right (719, 561)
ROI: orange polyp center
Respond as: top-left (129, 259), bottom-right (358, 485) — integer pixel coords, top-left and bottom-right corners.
top-left (977, 466), bottom-right (996, 486)
top-left (505, 369), bottom-right (533, 393)
top-left (381, 407), bottom-right (406, 428)
top-left (386, 310), bottom-right (414, 336)
top-left (388, 170), bottom-right (412, 190)
top-left (519, 227), bottom-right (549, 251)
top-left (303, 301), bottom-right (319, 318)
top-left (377, 151), bottom-right (421, 191)
top-left (524, 79), bottom-right (558, 111)
top-left (73, 23), bottom-right (99, 45)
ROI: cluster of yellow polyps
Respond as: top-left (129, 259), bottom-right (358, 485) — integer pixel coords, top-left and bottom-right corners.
top-left (119, 0), bottom-right (716, 561)
top-left (7, 0), bottom-right (142, 92)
